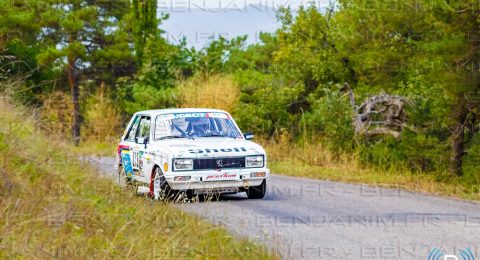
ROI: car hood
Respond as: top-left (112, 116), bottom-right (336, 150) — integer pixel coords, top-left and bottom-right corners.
top-left (152, 137), bottom-right (266, 158)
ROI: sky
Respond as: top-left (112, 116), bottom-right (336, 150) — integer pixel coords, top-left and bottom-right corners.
top-left (158, 0), bottom-right (332, 49)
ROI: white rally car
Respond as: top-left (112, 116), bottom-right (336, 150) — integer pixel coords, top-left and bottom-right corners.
top-left (115, 108), bottom-right (269, 200)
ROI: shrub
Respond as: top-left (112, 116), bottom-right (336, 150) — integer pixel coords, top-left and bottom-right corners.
top-left (304, 89), bottom-right (355, 152)
top-left (358, 130), bottom-right (447, 172)
top-left (117, 80), bottom-right (179, 115)
top-left (462, 135), bottom-right (480, 189)
top-left (233, 70), bottom-right (304, 138)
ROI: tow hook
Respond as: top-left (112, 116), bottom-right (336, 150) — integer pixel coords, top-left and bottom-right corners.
top-left (243, 180), bottom-right (250, 189)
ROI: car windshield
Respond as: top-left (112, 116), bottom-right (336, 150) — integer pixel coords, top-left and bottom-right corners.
top-left (154, 112), bottom-right (242, 140)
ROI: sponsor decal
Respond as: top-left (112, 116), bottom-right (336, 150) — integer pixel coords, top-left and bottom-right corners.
top-left (215, 159), bottom-right (242, 168)
top-left (205, 172), bottom-right (237, 181)
top-left (158, 112), bottom-right (229, 121)
top-left (121, 150), bottom-right (134, 178)
top-left (206, 112), bottom-right (229, 119)
top-left (117, 144), bottom-right (130, 158)
top-left (173, 112), bottom-right (206, 118)
top-left (216, 159), bottom-right (224, 168)
top-left (189, 147), bottom-right (247, 154)
top-left (157, 114), bottom-right (176, 120)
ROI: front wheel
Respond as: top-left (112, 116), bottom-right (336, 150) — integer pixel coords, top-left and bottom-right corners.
top-left (247, 180), bottom-right (266, 199)
top-left (149, 166), bottom-right (171, 200)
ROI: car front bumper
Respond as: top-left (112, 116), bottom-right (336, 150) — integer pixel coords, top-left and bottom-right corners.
top-left (165, 168), bottom-right (269, 192)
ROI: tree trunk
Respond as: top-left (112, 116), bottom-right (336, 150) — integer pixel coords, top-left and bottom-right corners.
top-left (67, 35), bottom-right (81, 146)
top-left (450, 103), bottom-right (468, 177)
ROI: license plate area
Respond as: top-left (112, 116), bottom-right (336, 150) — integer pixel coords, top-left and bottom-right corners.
top-left (204, 171), bottom-right (239, 182)
top-left (194, 187), bottom-right (238, 195)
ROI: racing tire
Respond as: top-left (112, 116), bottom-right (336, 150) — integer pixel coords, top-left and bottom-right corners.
top-left (247, 180), bottom-right (266, 199)
top-left (186, 190), bottom-right (195, 200)
top-left (149, 166), bottom-right (171, 200)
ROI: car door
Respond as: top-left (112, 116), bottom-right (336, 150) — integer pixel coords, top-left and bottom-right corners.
top-left (131, 115), bottom-right (151, 179)
top-left (120, 115), bottom-right (141, 178)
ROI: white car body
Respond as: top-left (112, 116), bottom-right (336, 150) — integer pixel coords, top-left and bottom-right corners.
top-left (115, 108), bottom-right (269, 199)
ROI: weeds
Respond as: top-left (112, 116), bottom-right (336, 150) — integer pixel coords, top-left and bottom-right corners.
top-left (82, 84), bottom-right (123, 141)
top-left (0, 98), bottom-right (274, 259)
top-left (263, 140), bottom-right (480, 201)
top-left (178, 74), bottom-right (240, 112)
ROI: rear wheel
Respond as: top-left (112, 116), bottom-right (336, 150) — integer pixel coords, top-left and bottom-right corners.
top-left (247, 180), bottom-right (266, 199)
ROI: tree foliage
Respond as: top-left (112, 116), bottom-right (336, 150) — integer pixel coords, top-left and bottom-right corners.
top-left (2, 0), bottom-right (480, 177)
top-left (225, 1), bottom-right (480, 176)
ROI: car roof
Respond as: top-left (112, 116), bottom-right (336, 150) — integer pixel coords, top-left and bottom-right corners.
top-left (134, 108), bottom-right (229, 116)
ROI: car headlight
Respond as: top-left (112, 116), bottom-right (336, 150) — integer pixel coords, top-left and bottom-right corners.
top-left (173, 159), bottom-right (193, 171)
top-left (246, 156), bottom-right (264, 168)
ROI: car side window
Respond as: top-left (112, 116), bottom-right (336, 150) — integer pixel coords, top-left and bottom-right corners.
top-left (136, 116), bottom-right (151, 141)
top-left (125, 115), bottom-right (141, 142)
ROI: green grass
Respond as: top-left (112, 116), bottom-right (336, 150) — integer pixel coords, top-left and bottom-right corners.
top-left (269, 159), bottom-right (480, 201)
top-left (259, 138), bottom-right (479, 201)
top-left (0, 100), bottom-right (275, 259)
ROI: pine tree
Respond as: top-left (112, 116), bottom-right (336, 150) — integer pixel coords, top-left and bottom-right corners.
top-left (131, 0), bottom-right (160, 63)
top-left (34, 0), bottom-right (134, 145)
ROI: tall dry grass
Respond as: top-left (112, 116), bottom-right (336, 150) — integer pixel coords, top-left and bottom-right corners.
top-left (259, 138), bottom-right (355, 168)
top-left (178, 74), bottom-right (240, 112)
top-left (0, 97), bottom-right (275, 259)
top-left (37, 86), bottom-right (122, 154)
top-left (82, 85), bottom-right (122, 142)
top-left (258, 135), bottom-right (479, 200)
top-left (38, 91), bottom-right (73, 138)
top-left (41, 75), bottom-right (239, 151)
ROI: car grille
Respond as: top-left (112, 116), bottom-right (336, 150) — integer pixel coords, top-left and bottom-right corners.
top-left (193, 157), bottom-right (245, 170)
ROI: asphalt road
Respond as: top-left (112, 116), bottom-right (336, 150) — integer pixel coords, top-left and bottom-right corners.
top-left (85, 156), bottom-right (480, 260)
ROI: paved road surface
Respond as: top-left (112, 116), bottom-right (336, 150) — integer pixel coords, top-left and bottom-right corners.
top-left (85, 156), bottom-right (480, 260)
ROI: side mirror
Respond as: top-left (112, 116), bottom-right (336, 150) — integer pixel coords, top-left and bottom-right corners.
top-left (244, 132), bottom-right (254, 140)
top-left (136, 137), bottom-right (148, 148)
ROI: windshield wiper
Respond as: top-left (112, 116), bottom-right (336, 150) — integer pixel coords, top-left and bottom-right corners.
top-left (158, 136), bottom-right (184, 140)
top-left (202, 133), bottom-right (226, 137)
top-left (202, 133), bottom-right (236, 139)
